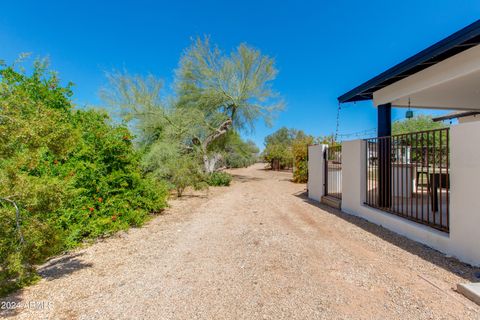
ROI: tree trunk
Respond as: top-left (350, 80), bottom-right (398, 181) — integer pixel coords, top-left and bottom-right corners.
top-left (203, 153), bottom-right (222, 174)
top-left (196, 118), bottom-right (232, 174)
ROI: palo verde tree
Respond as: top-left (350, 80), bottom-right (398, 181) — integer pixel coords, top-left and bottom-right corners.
top-left (101, 72), bottom-right (210, 196)
top-left (103, 37), bottom-right (283, 176)
top-left (176, 37), bottom-right (284, 172)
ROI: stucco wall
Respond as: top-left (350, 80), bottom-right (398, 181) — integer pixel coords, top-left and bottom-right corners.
top-left (307, 145), bottom-right (326, 202)
top-left (449, 121), bottom-right (480, 266)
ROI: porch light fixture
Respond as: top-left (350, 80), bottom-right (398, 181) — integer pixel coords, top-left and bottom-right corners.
top-left (406, 98), bottom-right (413, 119)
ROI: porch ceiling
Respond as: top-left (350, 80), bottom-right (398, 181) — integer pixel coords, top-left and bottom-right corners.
top-left (338, 19), bottom-right (480, 106)
top-left (373, 44), bottom-right (480, 110)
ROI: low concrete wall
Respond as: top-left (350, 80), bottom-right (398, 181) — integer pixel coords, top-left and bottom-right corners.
top-left (307, 145), bottom-right (327, 202)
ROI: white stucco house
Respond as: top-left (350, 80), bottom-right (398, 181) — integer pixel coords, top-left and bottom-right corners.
top-left (308, 19), bottom-right (480, 267)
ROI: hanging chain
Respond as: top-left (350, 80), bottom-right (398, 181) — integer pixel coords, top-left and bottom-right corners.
top-left (334, 102), bottom-right (341, 142)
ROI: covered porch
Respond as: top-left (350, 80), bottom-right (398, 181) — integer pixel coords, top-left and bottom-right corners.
top-left (337, 19), bottom-right (480, 234)
top-left (309, 19), bottom-right (480, 266)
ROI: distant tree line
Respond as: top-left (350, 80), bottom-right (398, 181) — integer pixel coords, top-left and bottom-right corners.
top-left (262, 127), bottom-right (335, 182)
top-left (261, 116), bottom-right (446, 184)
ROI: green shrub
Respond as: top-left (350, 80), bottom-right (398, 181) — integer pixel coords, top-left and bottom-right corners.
top-left (206, 172), bottom-right (232, 186)
top-left (292, 135), bottom-right (314, 183)
top-left (142, 141), bottom-right (208, 197)
top-left (165, 155), bottom-right (208, 197)
top-left (0, 60), bottom-right (168, 296)
top-left (57, 110), bottom-right (169, 247)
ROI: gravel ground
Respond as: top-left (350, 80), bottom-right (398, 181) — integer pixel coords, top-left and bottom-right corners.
top-left (1, 163), bottom-right (480, 320)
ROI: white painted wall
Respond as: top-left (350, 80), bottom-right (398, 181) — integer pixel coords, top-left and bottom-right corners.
top-left (341, 140), bottom-right (365, 212)
top-left (449, 121), bottom-right (480, 266)
top-left (307, 145), bottom-right (327, 202)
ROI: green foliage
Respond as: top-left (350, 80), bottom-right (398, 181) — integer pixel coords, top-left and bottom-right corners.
top-left (210, 131), bottom-right (259, 168)
top-left (102, 37), bottom-right (281, 184)
top-left (263, 127), bottom-right (327, 182)
top-left (206, 172), bottom-right (232, 187)
top-left (0, 60), bottom-right (168, 296)
top-left (292, 135), bottom-right (315, 183)
top-left (392, 115), bottom-right (447, 135)
top-left (263, 127), bottom-right (304, 169)
top-left (143, 141), bottom-right (207, 197)
top-left (58, 110), bottom-right (168, 247)
top-left (167, 157), bottom-right (208, 197)
top-left (176, 37), bottom-right (284, 133)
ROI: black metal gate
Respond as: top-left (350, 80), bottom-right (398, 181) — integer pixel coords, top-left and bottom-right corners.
top-left (324, 145), bottom-right (342, 199)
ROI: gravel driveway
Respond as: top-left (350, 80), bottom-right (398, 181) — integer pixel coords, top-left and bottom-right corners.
top-left (2, 163), bottom-right (480, 319)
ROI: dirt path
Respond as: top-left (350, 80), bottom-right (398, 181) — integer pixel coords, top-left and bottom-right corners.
top-left (2, 164), bottom-right (480, 319)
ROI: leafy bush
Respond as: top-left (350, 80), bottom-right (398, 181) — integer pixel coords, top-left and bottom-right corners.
top-left (292, 136), bottom-right (314, 183)
top-left (142, 141), bottom-right (208, 197)
top-left (164, 155), bottom-right (208, 197)
top-left (206, 172), bottom-right (232, 186)
top-left (263, 127), bottom-right (301, 170)
top-left (57, 110), bottom-right (169, 247)
top-left (0, 60), bottom-right (168, 296)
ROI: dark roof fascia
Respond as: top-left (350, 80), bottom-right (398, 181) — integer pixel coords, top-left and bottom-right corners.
top-left (338, 19), bottom-right (480, 104)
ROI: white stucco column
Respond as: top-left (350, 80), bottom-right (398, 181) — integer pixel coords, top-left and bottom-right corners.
top-left (307, 144), bottom-right (327, 202)
top-left (341, 140), bottom-right (366, 213)
top-left (449, 121), bottom-right (480, 266)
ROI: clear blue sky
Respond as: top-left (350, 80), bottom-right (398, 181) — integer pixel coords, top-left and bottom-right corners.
top-left (1, 1), bottom-right (479, 148)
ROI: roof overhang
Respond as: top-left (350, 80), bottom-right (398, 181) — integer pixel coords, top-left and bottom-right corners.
top-left (373, 44), bottom-right (480, 110)
top-left (338, 19), bottom-right (480, 105)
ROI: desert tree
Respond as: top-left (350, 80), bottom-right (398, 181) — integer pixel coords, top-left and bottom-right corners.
top-left (102, 37), bottom-right (283, 174)
top-left (176, 37), bottom-right (283, 172)
top-left (101, 72), bottom-right (209, 195)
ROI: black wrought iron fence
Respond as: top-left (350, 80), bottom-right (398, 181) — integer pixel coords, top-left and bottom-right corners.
top-left (365, 128), bottom-right (449, 232)
top-left (324, 145), bottom-right (342, 199)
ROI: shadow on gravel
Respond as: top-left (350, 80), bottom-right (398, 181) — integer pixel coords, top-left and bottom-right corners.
top-left (294, 191), bottom-right (480, 282)
top-left (0, 252), bottom-right (92, 318)
top-left (231, 174), bottom-right (262, 183)
top-left (174, 193), bottom-right (209, 200)
top-left (258, 168), bottom-right (293, 173)
top-left (0, 290), bottom-right (24, 318)
top-left (38, 252), bottom-right (93, 281)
